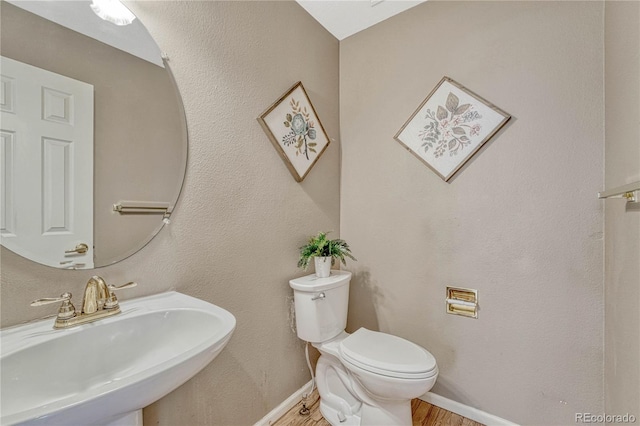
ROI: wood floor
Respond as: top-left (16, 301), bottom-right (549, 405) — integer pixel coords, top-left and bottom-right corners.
top-left (272, 388), bottom-right (484, 426)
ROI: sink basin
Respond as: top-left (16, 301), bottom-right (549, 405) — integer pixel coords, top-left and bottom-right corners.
top-left (1, 291), bottom-right (236, 425)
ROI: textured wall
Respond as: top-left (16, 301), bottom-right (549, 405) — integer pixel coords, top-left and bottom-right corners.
top-left (604, 1), bottom-right (640, 419)
top-left (0, 1), bottom-right (340, 424)
top-left (340, 2), bottom-right (604, 424)
top-left (0, 2), bottom-right (184, 267)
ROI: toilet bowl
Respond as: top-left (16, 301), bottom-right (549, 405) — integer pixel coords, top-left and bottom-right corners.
top-left (289, 271), bottom-right (438, 426)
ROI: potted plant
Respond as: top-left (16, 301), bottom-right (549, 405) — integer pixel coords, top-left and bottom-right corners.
top-left (298, 232), bottom-right (356, 278)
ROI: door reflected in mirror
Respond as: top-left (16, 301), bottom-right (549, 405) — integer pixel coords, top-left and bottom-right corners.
top-left (0, 1), bottom-right (187, 269)
top-left (1, 56), bottom-right (95, 268)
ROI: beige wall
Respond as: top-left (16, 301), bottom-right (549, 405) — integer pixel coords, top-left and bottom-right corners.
top-left (5, 1), bottom-right (636, 425)
top-left (604, 1), bottom-right (640, 419)
top-left (340, 2), bottom-right (604, 424)
top-left (0, 1), bottom-right (340, 424)
top-left (0, 2), bottom-right (185, 267)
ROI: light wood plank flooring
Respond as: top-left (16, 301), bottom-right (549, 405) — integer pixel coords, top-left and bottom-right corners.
top-left (273, 389), bottom-right (484, 426)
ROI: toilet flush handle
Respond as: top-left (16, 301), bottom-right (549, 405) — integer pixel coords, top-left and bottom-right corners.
top-left (311, 292), bottom-right (326, 301)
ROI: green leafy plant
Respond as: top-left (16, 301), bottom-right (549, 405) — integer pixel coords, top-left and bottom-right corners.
top-left (298, 232), bottom-right (356, 270)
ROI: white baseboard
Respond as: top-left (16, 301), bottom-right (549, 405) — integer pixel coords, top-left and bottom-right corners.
top-left (254, 380), bottom-right (313, 426)
top-left (254, 381), bottom-right (517, 426)
top-left (420, 392), bottom-right (518, 426)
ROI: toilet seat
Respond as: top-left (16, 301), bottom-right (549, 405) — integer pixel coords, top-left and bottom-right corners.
top-left (338, 328), bottom-right (437, 380)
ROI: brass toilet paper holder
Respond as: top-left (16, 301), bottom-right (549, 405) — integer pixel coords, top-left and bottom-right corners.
top-left (446, 287), bottom-right (478, 318)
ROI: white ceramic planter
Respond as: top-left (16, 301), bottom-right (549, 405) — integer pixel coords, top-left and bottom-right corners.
top-left (314, 257), bottom-right (332, 278)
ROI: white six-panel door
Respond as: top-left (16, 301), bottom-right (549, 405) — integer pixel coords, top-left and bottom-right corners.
top-left (1, 56), bottom-right (94, 268)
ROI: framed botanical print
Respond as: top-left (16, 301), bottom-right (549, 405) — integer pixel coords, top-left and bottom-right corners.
top-left (258, 82), bottom-right (330, 182)
top-left (395, 77), bottom-right (511, 182)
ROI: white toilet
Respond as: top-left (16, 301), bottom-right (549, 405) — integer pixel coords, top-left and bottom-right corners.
top-left (289, 271), bottom-right (438, 426)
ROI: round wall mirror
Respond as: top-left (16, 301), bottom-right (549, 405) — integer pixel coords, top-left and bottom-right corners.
top-left (0, 1), bottom-right (187, 269)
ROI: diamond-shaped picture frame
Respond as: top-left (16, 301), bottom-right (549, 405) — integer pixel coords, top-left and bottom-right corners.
top-left (258, 82), bottom-right (330, 182)
top-left (394, 77), bottom-right (511, 182)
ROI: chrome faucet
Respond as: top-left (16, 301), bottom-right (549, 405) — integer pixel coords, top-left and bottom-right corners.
top-left (31, 276), bottom-right (137, 329)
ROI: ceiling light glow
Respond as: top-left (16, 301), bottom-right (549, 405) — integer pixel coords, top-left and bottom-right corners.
top-left (90, 0), bottom-right (136, 26)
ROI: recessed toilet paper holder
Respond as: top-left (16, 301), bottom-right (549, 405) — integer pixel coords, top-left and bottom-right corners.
top-left (446, 287), bottom-right (478, 319)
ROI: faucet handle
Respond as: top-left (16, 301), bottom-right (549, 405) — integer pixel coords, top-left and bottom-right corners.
top-left (108, 282), bottom-right (138, 291)
top-left (31, 292), bottom-right (76, 320)
top-left (104, 282), bottom-right (137, 309)
top-left (31, 292), bottom-right (72, 306)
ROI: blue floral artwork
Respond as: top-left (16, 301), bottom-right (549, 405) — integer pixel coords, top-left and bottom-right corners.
top-left (258, 82), bottom-right (330, 182)
top-left (282, 99), bottom-right (318, 160)
top-left (395, 77), bottom-right (510, 182)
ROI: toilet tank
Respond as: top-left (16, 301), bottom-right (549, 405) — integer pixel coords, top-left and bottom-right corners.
top-left (289, 271), bottom-right (351, 343)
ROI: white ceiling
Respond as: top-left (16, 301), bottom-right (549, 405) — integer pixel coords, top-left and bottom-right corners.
top-left (8, 0), bottom-right (427, 62)
top-left (296, 0), bottom-right (427, 40)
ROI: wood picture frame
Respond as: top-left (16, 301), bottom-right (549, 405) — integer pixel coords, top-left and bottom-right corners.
top-left (394, 76), bottom-right (511, 182)
top-left (258, 81), bottom-right (330, 182)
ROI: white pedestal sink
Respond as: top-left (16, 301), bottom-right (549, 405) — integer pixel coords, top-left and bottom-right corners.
top-left (1, 291), bottom-right (236, 426)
